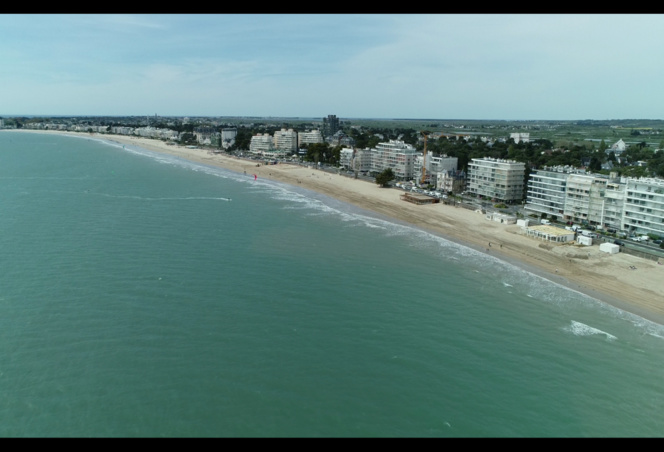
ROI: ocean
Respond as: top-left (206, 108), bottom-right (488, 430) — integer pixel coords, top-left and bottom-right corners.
top-left (1, 130), bottom-right (663, 437)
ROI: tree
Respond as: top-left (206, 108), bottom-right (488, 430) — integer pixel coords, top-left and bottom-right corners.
top-left (598, 139), bottom-right (608, 153)
top-left (375, 168), bottom-right (395, 187)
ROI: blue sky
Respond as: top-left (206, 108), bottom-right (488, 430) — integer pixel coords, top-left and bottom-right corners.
top-left (1, 14), bottom-right (663, 120)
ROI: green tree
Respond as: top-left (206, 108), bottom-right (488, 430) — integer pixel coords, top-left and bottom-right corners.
top-left (180, 132), bottom-right (196, 145)
top-left (598, 139), bottom-right (608, 153)
top-left (375, 168), bottom-right (395, 187)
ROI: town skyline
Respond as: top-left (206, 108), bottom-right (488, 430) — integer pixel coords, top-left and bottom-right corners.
top-left (2, 14), bottom-right (664, 120)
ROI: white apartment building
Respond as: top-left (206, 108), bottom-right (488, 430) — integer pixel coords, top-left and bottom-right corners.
top-left (525, 167), bottom-right (576, 218)
top-left (563, 174), bottom-right (607, 225)
top-left (622, 178), bottom-right (664, 237)
top-left (525, 169), bottom-right (664, 236)
top-left (339, 148), bottom-right (355, 169)
top-left (249, 133), bottom-right (275, 155)
top-left (510, 132), bottom-right (530, 144)
top-left (297, 129), bottom-right (323, 147)
top-left (603, 178), bottom-right (626, 231)
top-left (369, 140), bottom-right (419, 180)
top-left (273, 128), bottom-right (298, 154)
top-left (467, 158), bottom-right (525, 202)
top-left (351, 148), bottom-right (372, 174)
top-left (111, 126), bottom-right (135, 135)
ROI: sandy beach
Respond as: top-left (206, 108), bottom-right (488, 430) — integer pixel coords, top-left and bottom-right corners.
top-left (10, 130), bottom-right (664, 325)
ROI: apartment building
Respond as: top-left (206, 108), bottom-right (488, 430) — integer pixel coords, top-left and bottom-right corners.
top-left (603, 178), bottom-right (626, 231)
top-left (622, 178), bottom-right (664, 237)
top-left (563, 174), bottom-right (607, 226)
top-left (524, 167), bottom-right (664, 236)
top-left (369, 140), bottom-right (419, 180)
top-left (339, 148), bottom-right (355, 169)
top-left (273, 128), bottom-right (298, 154)
top-left (351, 148), bottom-right (372, 174)
top-left (525, 167), bottom-right (570, 218)
top-left (249, 133), bottom-right (274, 155)
top-left (510, 132), bottom-right (530, 144)
top-left (322, 114), bottom-right (340, 137)
top-left (467, 158), bottom-right (526, 203)
top-left (298, 129), bottom-right (323, 147)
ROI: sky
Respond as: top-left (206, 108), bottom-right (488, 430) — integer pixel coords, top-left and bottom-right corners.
top-left (1, 14), bottom-right (663, 121)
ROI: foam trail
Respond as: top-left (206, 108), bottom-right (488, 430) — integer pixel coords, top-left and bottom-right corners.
top-left (88, 193), bottom-right (231, 202)
top-left (567, 320), bottom-right (617, 340)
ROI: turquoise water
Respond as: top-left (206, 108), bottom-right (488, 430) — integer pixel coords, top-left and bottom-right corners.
top-left (1, 131), bottom-right (663, 437)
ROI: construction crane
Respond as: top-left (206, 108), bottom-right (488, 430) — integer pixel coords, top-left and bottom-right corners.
top-left (420, 131), bottom-right (431, 186)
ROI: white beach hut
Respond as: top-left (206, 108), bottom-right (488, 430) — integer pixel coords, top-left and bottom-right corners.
top-left (599, 243), bottom-right (620, 254)
top-left (577, 235), bottom-right (593, 246)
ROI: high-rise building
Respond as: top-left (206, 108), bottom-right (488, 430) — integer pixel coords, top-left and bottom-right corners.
top-left (563, 173), bottom-right (607, 225)
top-left (273, 128), bottom-right (298, 153)
top-left (298, 129), bottom-right (323, 147)
top-left (525, 167), bottom-right (574, 218)
top-left (467, 158), bottom-right (525, 203)
top-left (249, 133), bottom-right (274, 155)
top-left (370, 140), bottom-right (419, 180)
top-left (622, 177), bottom-right (664, 237)
top-left (525, 168), bottom-right (664, 236)
top-left (322, 114), bottom-right (340, 137)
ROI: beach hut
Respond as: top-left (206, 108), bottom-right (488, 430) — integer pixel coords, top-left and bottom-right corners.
top-left (599, 243), bottom-right (620, 254)
top-left (577, 235), bottom-right (593, 246)
top-left (485, 212), bottom-right (517, 224)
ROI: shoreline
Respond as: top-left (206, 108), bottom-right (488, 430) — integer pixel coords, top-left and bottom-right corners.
top-left (7, 129), bottom-right (664, 326)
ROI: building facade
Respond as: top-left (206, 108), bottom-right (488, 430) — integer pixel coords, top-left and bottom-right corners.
top-left (249, 133), bottom-right (274, 155)
top-left (525, 167), bottom-right (574, 218)
top-left (369, 140), bottom-right (419, 180)
top-left (603, 178), bottom-right (626, 231)
top-left (525, 168), bottom-right (664, 237)
top-left (467, 158), bottom-right (526, 202)
top-left (437, 169), bottom-right (466, 194)
top-left (339, 147), bottom-right (354, 169)
top-left (415, 155), bottom-right (458, 186)
top-left (510, 132), bottom-right (530, 144)
top-left (351, 148), bottom-right (372, 174)
top-left (298, 129), bottom-right (323, 147)
top-left (322, 114), bottom-right (340, 137)
top-left (562, 174), bottom-right (607, 225)
top-left (221, 128), bottom-right (237, 149)
top-left (273, 128), bottom-right (298, 154)
top-left (622, 178), bottom-right (664, 237)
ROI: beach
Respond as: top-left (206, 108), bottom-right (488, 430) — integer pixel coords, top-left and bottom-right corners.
top-left (11, 129), bottom-right (664, 325)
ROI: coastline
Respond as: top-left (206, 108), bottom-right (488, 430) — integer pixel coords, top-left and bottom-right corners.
top-left (7, 129), bottom-right (664, 326)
